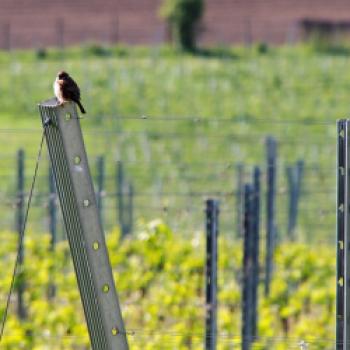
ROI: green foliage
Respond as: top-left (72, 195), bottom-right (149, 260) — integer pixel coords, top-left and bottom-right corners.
top-left (0, 223), bottom-right (335, 349)
top-left (160, 0), bottom-right (204, 51)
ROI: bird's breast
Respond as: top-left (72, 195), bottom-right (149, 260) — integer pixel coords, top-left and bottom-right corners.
top-left (54, 80), bottom-right (64, 102)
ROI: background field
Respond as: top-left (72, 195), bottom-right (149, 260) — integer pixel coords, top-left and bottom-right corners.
top-left (0, 44), bottom-right (342, 348)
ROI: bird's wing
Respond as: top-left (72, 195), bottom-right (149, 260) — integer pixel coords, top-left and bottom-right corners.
top-left (62, 77), bottom-right (81, 101)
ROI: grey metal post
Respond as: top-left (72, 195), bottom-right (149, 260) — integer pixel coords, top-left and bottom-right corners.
top-left (242, 184), bottom-right (254, 350)
top-left (286, 160), bottom-right (304, 239)
top-left (16, 149), bottom-right (26, 319)
top-left (295, 159), bottom-right (304, 230)
top-left (337, 119), bottom-right (349, 350)
top-left (236, 163), bottom-right (244, 238)
top-left (116, 161), bottom-right (126, 237)
top-left (205, 199), bottom-right (219, 350)
top-left (126, 183), bottom-right (133, 235)
top-left (48, 165), bottom-right (57, 247)
top-left (38, 99), bottom-right (129, 350)
top-left (265, 136), bottom-right (277, 297)
top-left (251, 167), bottom-right (260, 339)
top-left (96, 155), bottom-right (105, 228)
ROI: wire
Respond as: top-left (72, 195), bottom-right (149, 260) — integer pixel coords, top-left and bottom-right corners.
top-left (0, 129), bottom-right (45, 343)
top-left (103, 115), bottom-right (337, 125)
top-left (0, 127), bottom-right (336, 144)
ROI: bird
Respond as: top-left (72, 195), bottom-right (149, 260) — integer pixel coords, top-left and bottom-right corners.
top-left (54, 71), bottom-right (86, 114)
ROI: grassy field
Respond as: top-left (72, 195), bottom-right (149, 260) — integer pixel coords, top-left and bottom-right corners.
top-left (0, 44), bottom-right (343, 349)
top-left (0, 44), bottom-right (342, 241)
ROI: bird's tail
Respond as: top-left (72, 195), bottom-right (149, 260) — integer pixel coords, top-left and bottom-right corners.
top-left (76, 100), bottom-right (86, 114)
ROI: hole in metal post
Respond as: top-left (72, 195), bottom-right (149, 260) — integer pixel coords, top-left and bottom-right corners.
top-left (74, 156), bottom-right (81, 165)
top-left (65, 113), bottom-right (71, 120)
top-left (111, 327), bottom-right (119, 336)
top-left (102, 284), bottom-right (110, 293)
top-left (83, 199), bottom-right (90, 207)
top-left (93, 241), bottom-right (100, 250)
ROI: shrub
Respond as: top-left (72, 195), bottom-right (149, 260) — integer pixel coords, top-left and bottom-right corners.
top-left (160, 0), bottom-right (204, 51)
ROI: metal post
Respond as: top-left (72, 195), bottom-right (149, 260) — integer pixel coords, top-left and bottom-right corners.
top-left (48, 165), bottom-right (57, 247)
top-left (16, 149), bottom-right (26, 320)
top-left (251, 167), bottom-right (260, 339)
top-left (126, 183), bottom-right (133, 235)
top-left (265, 136), bottom-right (277, 297)
top-left (96, 155), bottom-right (105, 228)
top-left (286, 160), bottom-right (304, 239)
top-left (236, 163), bottom-right (244, 238)
top-left (117, 161), bottom-right (126, 237)
top-left (242, 184), bottom-right (254, 350)
top-left (294, 159), bottom-right (304, 230)
top-left (205, 199), bottom-right (219, 350)
top-left (337, 119), bottom-right (349, 350)
top-left (39, 99), bottom-right (129, 350)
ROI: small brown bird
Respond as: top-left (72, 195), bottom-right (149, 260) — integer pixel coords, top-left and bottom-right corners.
top-left (54, 71), bottom-right (86, 114)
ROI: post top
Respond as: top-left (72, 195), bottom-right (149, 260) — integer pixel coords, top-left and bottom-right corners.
top-left (38, 98), bottom-right (75, 108)
top-left (38, 97), bottom-right (60, 107)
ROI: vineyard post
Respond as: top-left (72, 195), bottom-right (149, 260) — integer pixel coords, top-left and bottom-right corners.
top-left (48, 165), bottom-right (57, 247)
top-left (205, 199), bottom-right (219, 350)
top-left (126, 183), bottom-right (134, 234)
top-left (286, 160), bottom-right (304, 239)
top-left (236, 163), bottom-right (244, 238)
top-left (39, 99), bottom-right (129, 349)
top-left (242, 184), bottom-right (254, 350)
top-left (251, 167), bottom-right (260, 339)
top-left (295, 160), bottom-right (304, 231)
top-left (265, 136), bottom-right (277, 297)
top-left (16, 149), bottom-right (26, 319)
top-left (116, 161), bottom-right (127, 237)
top-left (96, 155), bottom-right (105, 229)
top-left (336, 119), bottom-right (349, 350)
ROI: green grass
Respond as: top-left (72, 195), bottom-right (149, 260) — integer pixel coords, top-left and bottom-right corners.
top-left (0, 44), bottom-right (342, 240)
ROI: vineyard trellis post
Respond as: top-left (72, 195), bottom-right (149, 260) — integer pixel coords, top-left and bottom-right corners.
top-left (116, 161), bottom-right (133, 237)
top-left (117, 161), bottom-right (126, 237)
top-left (242, 174), bottom-right (260, 350)
top-left (39, 99), bottom-right (129, 350)
top-left (336, 119), bottom-right (350, 350)
top-left (286, 160), bottom-right (304, 239)
top-left (127, 182), bottom-right (134, 235)
top-left (265, 136), bottom-right (277, 297)
top-left (251, 167), bottom-right (260, 339)
top-left (205, 199), bottom-right (219, 350)
top-left (16, 148), bottom-right (26, 319)
top-left (236, 163), bottom-right (244, 238)
top-left (242, 184), bottom-right (254, 350)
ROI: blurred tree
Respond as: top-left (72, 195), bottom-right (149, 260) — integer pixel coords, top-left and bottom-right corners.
top-left (160, 0), bottom-right (204, 51)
